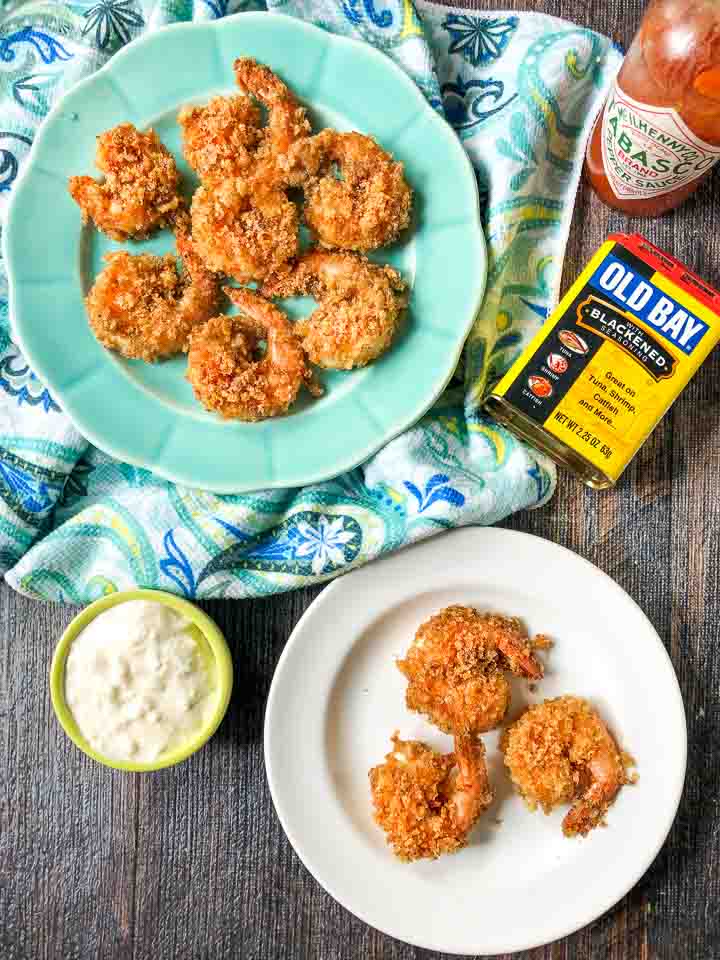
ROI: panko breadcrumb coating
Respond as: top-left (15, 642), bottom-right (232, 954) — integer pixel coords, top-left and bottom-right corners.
top-left (85, 217), bottom-right (218, 361)
top-left (369, 733), bottom-right (493, 862)
top-left (261, 250), bottom-right (407, 369)
top-left (191, 179), bottom-right (299, 283)
top-left (69, 123), bottom-right (182, 240)
top-left (502, 696), bottom-right (635, 837)
top-left (396, 605), bottom-right (545, 736)
top-left (284, 130), bottom-right (412, 251)
top-left (178, 95), bottom-right (262, 182)
top-left (74, 56), bottom-right (415, 424)
top-left (186, 287), bottom-right (320, 421)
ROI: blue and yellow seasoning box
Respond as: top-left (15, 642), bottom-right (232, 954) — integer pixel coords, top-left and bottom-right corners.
top-left (485, 234), bottom-right (720, 488)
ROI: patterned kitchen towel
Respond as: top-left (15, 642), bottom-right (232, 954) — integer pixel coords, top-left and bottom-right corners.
top-left (0, 0), bottom-right (621, 602)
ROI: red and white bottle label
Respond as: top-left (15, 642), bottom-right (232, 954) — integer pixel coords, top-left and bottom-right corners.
top-left (601, 81), bottom-right (720, 200)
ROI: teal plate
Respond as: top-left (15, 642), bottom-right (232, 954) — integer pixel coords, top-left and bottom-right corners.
top-left (4, 12), bottom-right (486, 494)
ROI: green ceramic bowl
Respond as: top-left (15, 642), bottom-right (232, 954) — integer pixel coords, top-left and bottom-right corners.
top-left (50, 589), bottom-right (233, 771)
top-left (4, 12), bottom-right (486, 494)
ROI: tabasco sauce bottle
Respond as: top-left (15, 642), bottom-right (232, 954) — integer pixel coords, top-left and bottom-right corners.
top-left (585, 0), bottom-right (720, 215)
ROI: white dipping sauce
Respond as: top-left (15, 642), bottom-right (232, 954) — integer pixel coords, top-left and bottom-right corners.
top-left (64, 600), bottom-right (215, 763)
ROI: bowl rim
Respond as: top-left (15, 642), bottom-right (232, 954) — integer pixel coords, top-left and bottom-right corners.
top-left (50, 588), bottom-right (234, 772)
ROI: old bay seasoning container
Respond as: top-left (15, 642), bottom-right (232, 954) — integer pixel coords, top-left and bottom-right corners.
top-left (485, 234), bottom-right (720, 488)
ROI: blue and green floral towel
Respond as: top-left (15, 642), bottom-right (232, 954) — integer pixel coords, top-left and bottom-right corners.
top-left (0, 0), bottom-right (620, 602)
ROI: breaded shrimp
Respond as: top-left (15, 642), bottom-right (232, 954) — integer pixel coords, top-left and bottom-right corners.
top-left (177, 95), bottom-right (262, 182)
top-left (69, 123), bottom-right (182, 240)
top-left (85, 216), bottom-right (218, 362)
top-left (233, 57), bottom-right (311, 183)
top-left (396, 605), bottom-right (545, 736)
top-left (191, 179), bottom-right (299, 283)
top-left (186, 287), bottom-right (320, 420)
top-left (261, 250), bottom-right (407, 369)
top-left (286, 130), bottom-right (412, 251)
top-left (369, 733), bottom-right (493, 862)
top-left (502, 696), bottom-right (634, 837)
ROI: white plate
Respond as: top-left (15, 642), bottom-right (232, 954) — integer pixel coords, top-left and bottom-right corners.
top-left (264, 528), bottom-right (686, 955)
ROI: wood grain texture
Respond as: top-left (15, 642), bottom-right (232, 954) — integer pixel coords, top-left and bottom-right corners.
top-left (3, 0), bottom-right (719, 957)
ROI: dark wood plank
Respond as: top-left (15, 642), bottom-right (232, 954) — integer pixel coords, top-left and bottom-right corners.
top-left (4, 0), bottom-right (720, 957)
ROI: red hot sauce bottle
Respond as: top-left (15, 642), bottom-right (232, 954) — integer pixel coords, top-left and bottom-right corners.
top-left (585, 0), bottom-right (720, 216)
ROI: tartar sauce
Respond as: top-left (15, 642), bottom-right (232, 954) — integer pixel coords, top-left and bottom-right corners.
top-left (64, 599), bottom-right (214, 763)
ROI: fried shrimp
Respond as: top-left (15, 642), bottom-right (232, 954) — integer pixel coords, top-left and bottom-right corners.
top-left (502, 696), bottom-right (634, 837)
top-left (191, 179), bottom-right (298, 282)
top-left (286, 130), bottom-right (412, 251)
top-left (85, 218), bottom-right (218, 362)
top-left (178, 95), bottom-right (262, 182)
top-left (233, 57), bottom-right (311, 182)
top-left (187, 287), bottom-right (320, 420)
top-left (396, 605), bottom-right (545, 737)
top-left (69, 123), bottom-right (182, 240)
top-left (261, 250), bottom-right (407, 369)
top-left (369, 733), bottom-right (493, 862)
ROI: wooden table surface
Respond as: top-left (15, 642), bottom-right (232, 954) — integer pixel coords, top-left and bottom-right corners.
top-left (3, 1), bottom-right (719, 958)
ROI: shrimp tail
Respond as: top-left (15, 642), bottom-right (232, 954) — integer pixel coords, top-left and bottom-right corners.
top-left (496, 632), bottom-right (544, 680)
top-left (223, 285), bottom-right (274, 317)
top-left (233, 56), bottom-right (290, 104)
top-left (451, 735), bottom-right (493, 830)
